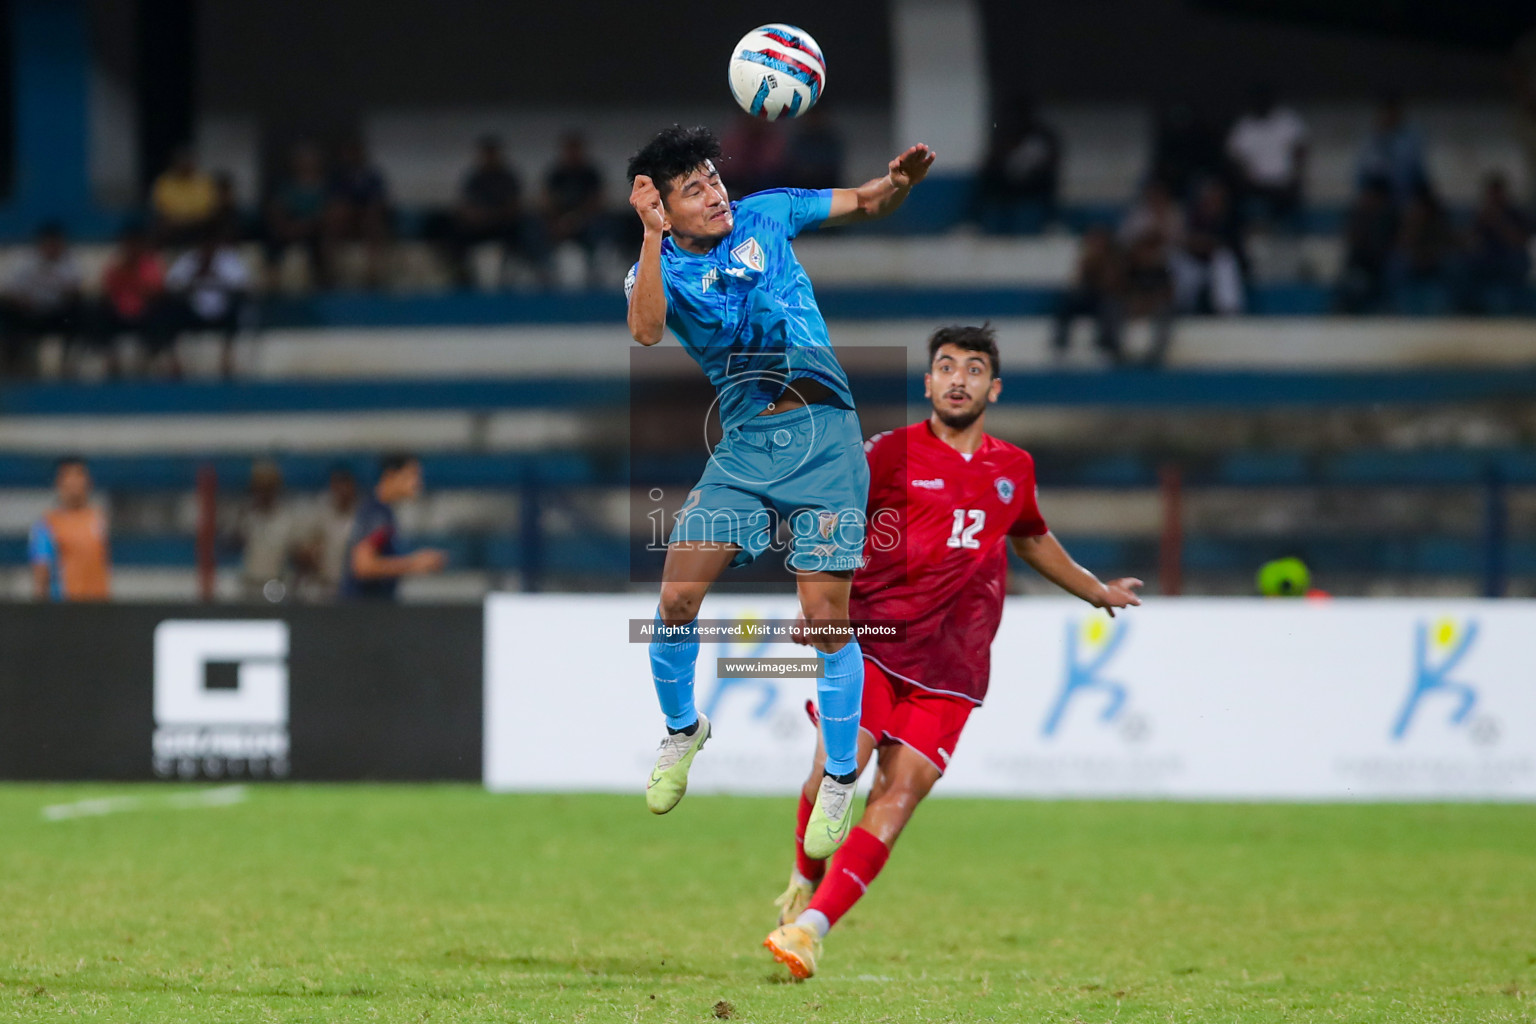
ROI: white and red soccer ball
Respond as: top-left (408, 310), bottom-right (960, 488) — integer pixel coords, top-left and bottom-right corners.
top-left (728, 24), bottom-right (826, 121)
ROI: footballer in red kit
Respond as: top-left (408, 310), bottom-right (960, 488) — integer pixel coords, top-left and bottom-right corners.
top-left (764, 324), bottom-right (1144, 979)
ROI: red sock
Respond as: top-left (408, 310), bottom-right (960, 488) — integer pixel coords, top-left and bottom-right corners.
top-left (805, 827), bottom-right (890, 929)
top-left (794, 791), bottom-right (826, 883)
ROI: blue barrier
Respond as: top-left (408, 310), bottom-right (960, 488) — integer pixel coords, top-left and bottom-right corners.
top-left (1, 447), bottom-right (1534, 492)
top-left (7, 529), bottom-right (1528, 580)
top-left (7, 368), bottom-right (1536, 417)
top-left (251, 285), bottom-right (1533, 327)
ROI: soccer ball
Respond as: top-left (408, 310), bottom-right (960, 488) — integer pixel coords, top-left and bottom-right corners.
top-left (728, 24), bottom-right (826, 121)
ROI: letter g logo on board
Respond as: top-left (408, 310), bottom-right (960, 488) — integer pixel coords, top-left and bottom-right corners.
top-left (154, 620), bottom-right (289, 727)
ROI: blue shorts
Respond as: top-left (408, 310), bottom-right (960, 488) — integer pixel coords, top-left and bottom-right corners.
top-left (670, 403), bottom-right (869, 573)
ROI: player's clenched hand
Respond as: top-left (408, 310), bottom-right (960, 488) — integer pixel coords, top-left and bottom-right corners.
top-left (630, 175), bottom-right (666, 234)
top-left (888, 144), bottom-right (936, 189)
top-left (1093, 578), bottom-right (1144, 617)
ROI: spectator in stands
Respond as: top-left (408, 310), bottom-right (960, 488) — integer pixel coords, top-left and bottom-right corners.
top-left (91, 224), bottom-right (168, 377)
top-left (784, 107), bottom-right (845, 192)
top-left (1123, 234), bottom-right (1176, 366)
top-left (1118, 180), bottom-right (1181, 363)
top-left (1458, 171), bottom-right (1532, 314)
top-left (164, 228), bottom-right (251, 378)
top-left (1225, 84), bottom-right (1308, 229)
top-left (341, 453), bottom-right (447, 601)
top-left (440, 135), bottom-right (544, 288)
top-left (324, 138), bottom-right (392, 289)
top-left (1335, 177), bottom-right (1398, 314)
top-left (1052, 226), bottom-right (1126, 364)
top-left (1, 222), bottom-right (83, 378)
top-left (544, 132), bottom-right (608, 281)
top-left (721, 115), bottom-right (789, 197)
top-left (264, 143), bottom-right (330, 289)
top-left (233, 459), bottom-right (309, 603)
top-left (1172, 179), bottom-right (1246, 315)
top-left (971, 94), bottom-right (1060, 233)
top-left (1120, 178), bottom-right (1185, 257)
top-left (302, 463), bottom-right (359, 600)
top-left (29, 456), bottom-right (110, 601)
top-left (150, 146), bottom-right (218, 247)
top-left (1356, 92), bottom-right (1429, 207)
top-left (1388, 181), bottom-right (1457, 313)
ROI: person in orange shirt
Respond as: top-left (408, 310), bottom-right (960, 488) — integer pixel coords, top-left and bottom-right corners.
top-left (29, 456), bottom-right (111, 601)
top-left (92, 224), bottom-right (168, 377)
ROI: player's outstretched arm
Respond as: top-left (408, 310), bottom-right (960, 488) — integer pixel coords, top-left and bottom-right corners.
top-left (351, 539), bottom-right (447, 580)
top-left (822, 144), bottom-right (936, 227)
top-left (1010, 532), bottom-right (1143, 617)
top-left (626, 174), bottom-right (668, 346)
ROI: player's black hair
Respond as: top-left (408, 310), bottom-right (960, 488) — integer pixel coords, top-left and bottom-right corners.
top-left (54, 454), bottom-right (87, 473)
top-left (626, 125), bottom-right (723, 200)
top-left (378, 452), bottom-right (418, 478)
top-left (927, 323), bottom-right (1001, 379)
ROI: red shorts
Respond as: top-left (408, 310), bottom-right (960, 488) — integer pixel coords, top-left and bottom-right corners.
top-left (809, 658), bottom-right (975, 775)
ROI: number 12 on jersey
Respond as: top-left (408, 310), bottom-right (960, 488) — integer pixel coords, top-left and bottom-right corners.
top-left (947, 509), bottom-right (985, 549)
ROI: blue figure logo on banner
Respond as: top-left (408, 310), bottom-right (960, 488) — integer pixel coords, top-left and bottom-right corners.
top-left (1391, 618), bottom-right (1479, 741)
top-left (701, 621), bottom-right (779, 723)
top-left (1042, 617), bottom-right (1130, 737)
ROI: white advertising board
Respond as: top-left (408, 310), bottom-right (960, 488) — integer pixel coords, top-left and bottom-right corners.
top-left (484, 595), bottom-right (1536, 800)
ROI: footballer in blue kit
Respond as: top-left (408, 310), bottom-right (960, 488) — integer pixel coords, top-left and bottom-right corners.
top-left (625, 125), bottom-right (934, 856)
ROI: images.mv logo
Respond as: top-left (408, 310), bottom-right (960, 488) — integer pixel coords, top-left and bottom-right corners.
top-left (153, 620), bottom-right (290, 779)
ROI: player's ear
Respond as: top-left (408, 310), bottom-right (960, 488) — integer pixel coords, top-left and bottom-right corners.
top-left (922, 372), bottom-right (933, 399)
top-left (988, 377), bottom-right (1002, 403)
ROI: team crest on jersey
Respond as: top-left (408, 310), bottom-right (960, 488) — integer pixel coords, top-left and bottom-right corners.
top-left (995, 477), bottom-right (1016, 504)
top-left (701, 267), bottom-right (719, 292)
top-left (818, 511), bottom-right (838, 539)
top-left (730, 237), bottom-right (766, 273)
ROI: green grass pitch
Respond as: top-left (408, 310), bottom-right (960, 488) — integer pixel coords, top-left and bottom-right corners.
top-left (3, 785), bottom-right (1534, 1022)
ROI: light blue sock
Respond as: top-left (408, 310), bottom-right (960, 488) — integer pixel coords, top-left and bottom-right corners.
top-left (818, 640), bottom-right (864, 776)
top-left (649, 612), bottom-right (699, 730)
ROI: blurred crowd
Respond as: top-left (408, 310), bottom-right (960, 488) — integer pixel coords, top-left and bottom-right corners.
top-left (0, 130), bottom-right (622, 379)
top-left (28, 454), bottom-right (444, 604)
top-left (0, 91), bottom-right (1531, 379)
top-left (1040, 89), bottom-right (1534, 364)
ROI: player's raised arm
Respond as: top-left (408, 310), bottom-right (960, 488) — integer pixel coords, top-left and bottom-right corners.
top-left (626, 174), bottom-right (668, 346)
top-left (822, 144), bottom-right (936, 227)
top-left (1010, 532), bottom-right (1143, 617)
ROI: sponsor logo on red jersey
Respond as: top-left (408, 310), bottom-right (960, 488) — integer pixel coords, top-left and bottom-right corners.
top-left (911, 477), bottom-right (945, 490)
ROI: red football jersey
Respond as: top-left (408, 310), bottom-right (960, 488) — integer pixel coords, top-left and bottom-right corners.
top-left (850, 420), bottom-right (1047, 704)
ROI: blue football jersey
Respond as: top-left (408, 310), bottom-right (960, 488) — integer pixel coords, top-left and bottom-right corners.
top-left (625, 188), bottom-right (854, 432)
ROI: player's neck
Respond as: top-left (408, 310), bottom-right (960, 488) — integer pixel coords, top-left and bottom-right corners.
top-left (672, 230), bottom-right (719, 255)
top-left (927, 413), bottom-right (987, 456)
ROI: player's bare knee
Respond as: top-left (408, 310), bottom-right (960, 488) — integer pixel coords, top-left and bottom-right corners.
top-left (657, 583), bottom-right (703, 625)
